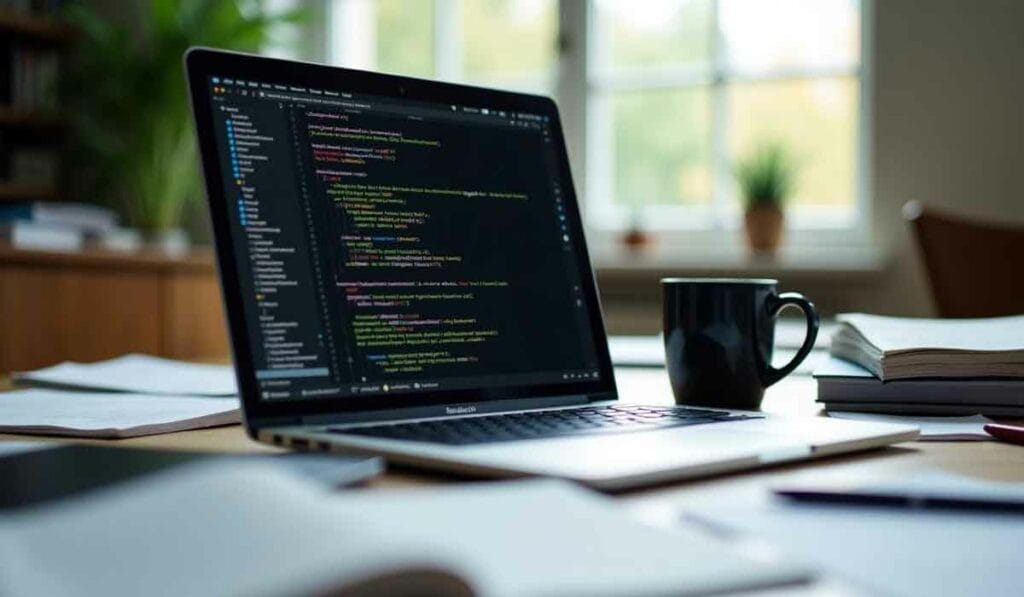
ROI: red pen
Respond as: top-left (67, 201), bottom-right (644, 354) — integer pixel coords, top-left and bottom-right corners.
top-left (984, 423), bottom-right (1024, 446)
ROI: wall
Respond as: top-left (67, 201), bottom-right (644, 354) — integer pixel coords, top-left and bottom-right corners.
top-left (866, 0), bottom-right (1024, 315)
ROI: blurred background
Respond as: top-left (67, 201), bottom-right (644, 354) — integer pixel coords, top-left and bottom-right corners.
top-left (1, 0), bottom-right (1022, 372)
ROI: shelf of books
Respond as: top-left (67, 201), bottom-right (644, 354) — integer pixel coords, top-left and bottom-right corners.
top-left (1, 3), bottom-right (75, 250)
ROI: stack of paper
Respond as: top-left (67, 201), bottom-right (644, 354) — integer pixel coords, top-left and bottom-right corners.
top-left (826, 412), bottom-right (994, 441)
top-left (14, 354), bottom-right (237, 395)
top-left (1, 355), bottom-right (240, 439)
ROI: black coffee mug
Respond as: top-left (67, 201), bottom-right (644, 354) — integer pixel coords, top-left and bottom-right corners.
top-left (662, 278), bottom-right (819, 410)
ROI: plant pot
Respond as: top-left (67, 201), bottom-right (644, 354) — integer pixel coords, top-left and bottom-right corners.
top-left (743, 204), bottom-right (784, 254)
top-left (621, 226), bottom-right (655, 254)
top-left (144, 227), bottom-right (190, 256)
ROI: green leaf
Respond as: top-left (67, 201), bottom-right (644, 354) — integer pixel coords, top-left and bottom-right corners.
top-left (60, 0), bottom-right (307, 230)
top-left (733, 140), bottom-right (797, 209)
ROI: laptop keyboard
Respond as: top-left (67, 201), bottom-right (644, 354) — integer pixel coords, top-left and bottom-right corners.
top-left (330, 405), bottom-right (759, 445)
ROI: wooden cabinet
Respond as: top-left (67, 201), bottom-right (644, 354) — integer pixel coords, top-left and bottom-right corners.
top-left (0, 247), bottom-right (229, 372)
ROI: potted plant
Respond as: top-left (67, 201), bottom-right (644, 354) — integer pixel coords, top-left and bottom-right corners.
top-left (734, 141), bottom-right (796, 255)
top-left (60, 1), bottom-right (301, 252)
top-left (621, 207), bottom-right (655, 254)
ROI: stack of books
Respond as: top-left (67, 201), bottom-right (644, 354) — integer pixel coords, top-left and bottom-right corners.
top-left (815, 313), bottom-right (1024, 416)
top-left (0, 201), bottom-right (120, 251)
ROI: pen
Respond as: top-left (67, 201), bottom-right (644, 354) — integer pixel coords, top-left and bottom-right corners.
top-left (984, 423), bottom-right (1024, 446)
top-left (774, 489), bottom-right (1024, 514)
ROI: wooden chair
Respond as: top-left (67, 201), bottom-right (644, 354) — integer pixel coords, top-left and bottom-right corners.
top-left (904, 200), bottom-right (1024, 317)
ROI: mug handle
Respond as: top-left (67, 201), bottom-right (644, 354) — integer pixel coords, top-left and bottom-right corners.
top-left (761, 292), bottom-right (820, 387)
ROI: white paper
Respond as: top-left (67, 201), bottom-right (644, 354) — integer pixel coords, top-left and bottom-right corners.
top-left (837, 313), bottom-right (1024, 353)
top-left (15, 354), bottom-right (237, 396)
top-left (0, 389), bottom-right (240, 438)
top-left (826, 412), bottom-right (992, 440)
top-left (0, 463), bottom-right (811, 597)
top-left (688, 498), bottom-right (1024, 597)
top-left (607, 335), bottom-right (665, 366)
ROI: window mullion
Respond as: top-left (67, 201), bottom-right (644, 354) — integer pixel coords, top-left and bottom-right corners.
top-left (434, 0), bottom-right (463, 81)
top-left (330, 0), bottom-right (377, 69)
top-left (559, 0), bottom-right (590, 220)
top-left (709, 0), bottom-right (730, 232)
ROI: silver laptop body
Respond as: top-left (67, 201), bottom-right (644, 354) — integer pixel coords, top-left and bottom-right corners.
top-left (187, 48), bottom-right (917, 490)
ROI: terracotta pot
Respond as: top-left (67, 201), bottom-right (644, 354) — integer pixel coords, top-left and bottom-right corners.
top-left (621, 227), bottom-right (655, 253)
top-left (743, 204), bottom-right (784, 254)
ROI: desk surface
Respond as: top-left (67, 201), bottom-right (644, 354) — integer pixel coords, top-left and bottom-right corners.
top-left (4, 364), bottom-right (1023, 595)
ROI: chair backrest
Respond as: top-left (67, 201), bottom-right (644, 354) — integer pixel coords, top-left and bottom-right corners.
top-left (904, 200), bottom-right (1024, 317)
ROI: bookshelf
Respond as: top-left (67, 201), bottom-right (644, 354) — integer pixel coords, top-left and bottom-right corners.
top-left (0, 182), bottom-right (61, 202)
top-left (0, 106), bottom-right (65, 130)
top-left (0, 7), bottom-right (71, 205)
top-left (0, 9), bottom-right (74, 45)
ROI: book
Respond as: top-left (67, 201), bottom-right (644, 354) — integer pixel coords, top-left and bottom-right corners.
top-left (830, 313), bottom-right (1024, 381)
top-left (0, 462), bottom-right (812, 596)
top-left (0, 220), bottom-right (82, 251)
top-left (814, 356), bottom-right (1024, 405)
top-left (0, 389), bottom-right (240, 438)
top-left (0, 201), bottom-right (119, 233)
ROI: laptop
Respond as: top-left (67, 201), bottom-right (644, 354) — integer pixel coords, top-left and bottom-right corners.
top-left (186, 48), bottom-right (916, 490)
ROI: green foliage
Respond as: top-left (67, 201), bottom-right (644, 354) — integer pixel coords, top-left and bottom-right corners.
top-left (59, 0), bottom-right (302, 231)
top-left (734, 140), bottom-right (796, 209)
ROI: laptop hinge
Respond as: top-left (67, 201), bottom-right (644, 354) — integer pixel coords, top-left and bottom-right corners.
top-left (298, 395), bottom-right (590, 428)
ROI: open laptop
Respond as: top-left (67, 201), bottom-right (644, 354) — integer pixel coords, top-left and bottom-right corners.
top-left (186, 48), bottom-right (916, 490)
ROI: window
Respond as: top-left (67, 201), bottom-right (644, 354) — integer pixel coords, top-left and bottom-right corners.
top-left (330, 0), bottom-right (558, 93)
top-left (328, 0), bottom-right (866, 245)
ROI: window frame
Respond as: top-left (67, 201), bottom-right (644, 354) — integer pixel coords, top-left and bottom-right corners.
top-left (326, 0), bottom-right (874, 253)
top-left (579, 0), bottom-right (871, 252)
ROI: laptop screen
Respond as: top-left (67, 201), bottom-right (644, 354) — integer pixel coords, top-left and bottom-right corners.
top-left (197, 60), bottom-right (609, 406)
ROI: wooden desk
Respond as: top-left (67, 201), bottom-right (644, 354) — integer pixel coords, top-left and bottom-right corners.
top-left (3, 366), bottom-right (1022, 595)
top-left (0, 246), bottom-right (229, 372)
top-left (3, 367), bottom-right (1023, 498)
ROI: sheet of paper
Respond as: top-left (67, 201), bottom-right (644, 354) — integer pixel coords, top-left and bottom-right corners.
top-left (827, 412), bottom-right (992, 440)
top-left (607, 335), bottom-right (665, 367)
top-left (0, 389), bottom-right (240, 438)
top-left (687, 498), bottom-right (1024, 597)
top-left (15, 354), bottom-right (237, 396)
top-left (0, 463), bottom-right (811, 597)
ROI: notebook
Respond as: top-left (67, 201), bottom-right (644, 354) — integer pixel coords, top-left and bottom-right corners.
top-left (0, 462), bottom-right (812, 597)
top-left (830, 313), bottom-right (1024, 381)
top-left (0, 389), bottom-right (240, 438)
top-left (814, 357), bottom-right (1024, 405)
